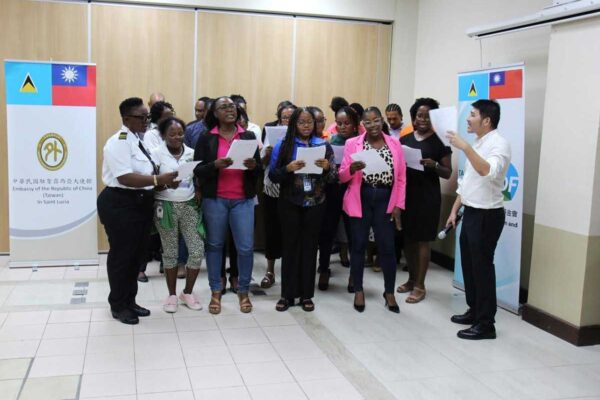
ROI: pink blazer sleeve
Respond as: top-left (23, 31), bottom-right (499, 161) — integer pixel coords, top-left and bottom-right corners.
top-left (391, 139), bottom-right (407, 210)
top-left (338, 140), bottom-right (355, 183)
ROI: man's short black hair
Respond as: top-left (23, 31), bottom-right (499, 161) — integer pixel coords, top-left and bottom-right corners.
top-left (385, 103), bottom-right (403, 116)
top-left (119, 97), bottom-right (143, 117)
top-left (472, 99), bottom-right (501, 129)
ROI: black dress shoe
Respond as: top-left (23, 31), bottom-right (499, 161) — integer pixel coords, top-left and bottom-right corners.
top-left (130, 304), bottom-right (151, 317)
top-left (457, 323), bottom-right (496, 340)
top-left (451, 309), bottom-right (474, 325)
top-left (137, 272), bottom-right (149, 283)
top-left (111, 309), bottom-right (139, 325)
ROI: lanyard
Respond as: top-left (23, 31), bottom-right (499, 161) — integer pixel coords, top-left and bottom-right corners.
top-left (137, 140), bottom-right (159, 175)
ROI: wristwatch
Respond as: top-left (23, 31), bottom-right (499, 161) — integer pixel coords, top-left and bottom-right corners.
top-left (435, 161), bottom-right (439, 169)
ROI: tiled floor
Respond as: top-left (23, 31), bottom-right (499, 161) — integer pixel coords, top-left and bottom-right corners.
top-left (0, 254), bottom-right (599, 400)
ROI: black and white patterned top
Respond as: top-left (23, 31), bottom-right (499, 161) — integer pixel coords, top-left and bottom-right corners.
top-left (362, 141), bottom-right (394, 186)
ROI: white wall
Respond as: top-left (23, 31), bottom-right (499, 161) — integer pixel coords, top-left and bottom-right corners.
top-left (534, 17), bottom-right (600, 236)
top-left (408, 0), bottom-right (550, 217)
top-left (108, 0), bottom-right (397, 21)
top-left (388, 0), bottom-right (419, 114)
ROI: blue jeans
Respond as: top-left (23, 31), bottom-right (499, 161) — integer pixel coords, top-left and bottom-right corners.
top-left (349, 186), bottom-right (397, 294)
top-left (202, 197), bottom-right (254, 293)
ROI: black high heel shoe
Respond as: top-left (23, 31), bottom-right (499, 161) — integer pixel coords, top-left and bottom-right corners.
top-left (353, 291), bottom-right (365, 313)
top-left (383, 292), bottom-right (400, 313)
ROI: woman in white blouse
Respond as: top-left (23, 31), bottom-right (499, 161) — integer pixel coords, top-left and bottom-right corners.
top-left (151, 116), bottom-right (205, 313)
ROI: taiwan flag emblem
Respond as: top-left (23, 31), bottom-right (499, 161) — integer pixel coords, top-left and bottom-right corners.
top-left (489, 69), bottom-right (522, 99)
top-left (52, 64), bottom-right (96, 106)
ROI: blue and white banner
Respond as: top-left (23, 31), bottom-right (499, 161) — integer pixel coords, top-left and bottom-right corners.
top-left (5, 60), bottom-right (98, 267)
top-left (454, 64), bottom-right (525, 313)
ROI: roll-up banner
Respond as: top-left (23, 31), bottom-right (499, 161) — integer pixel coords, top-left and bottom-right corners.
top-left (4, 60), bottom-right (98, 268)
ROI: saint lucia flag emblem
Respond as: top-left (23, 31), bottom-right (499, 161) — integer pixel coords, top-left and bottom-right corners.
top-left (20, 74), bottom-right (37, 93)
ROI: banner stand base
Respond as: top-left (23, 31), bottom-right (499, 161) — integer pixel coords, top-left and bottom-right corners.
top-left (9, 258), bottom-right (99, 269)
top-left (453, 280), bottom-right (520, 315)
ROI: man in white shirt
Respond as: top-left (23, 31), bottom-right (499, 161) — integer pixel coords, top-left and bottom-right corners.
top-left (446, 99), bottom-right (511, 340)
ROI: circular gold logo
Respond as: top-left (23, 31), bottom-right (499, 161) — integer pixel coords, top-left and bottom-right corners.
top-left (37, 133), bottom-right (68, 171)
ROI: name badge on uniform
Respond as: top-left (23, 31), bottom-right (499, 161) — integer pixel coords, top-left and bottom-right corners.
top-left (156, 205), bottom-right (163, 219)
top-left (303, 175), bottom-right (312, 192)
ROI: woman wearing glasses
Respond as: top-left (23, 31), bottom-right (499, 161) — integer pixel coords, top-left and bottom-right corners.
top-left (339, 106), bottom-right (406, 313)
top-left (317, 106), bottom-right (360, 290)
top-left (269, 107), bottom-right (336, 312)
top-left (193, 96), bottom-right (262, 314)
top-left (97, 97), bottom-right (178, 325)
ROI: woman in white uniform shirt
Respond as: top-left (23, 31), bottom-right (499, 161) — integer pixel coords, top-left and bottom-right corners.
top-left (151, 117), bottom-right (205, 313)
top-left (97, 97), bottom-right (177, 325)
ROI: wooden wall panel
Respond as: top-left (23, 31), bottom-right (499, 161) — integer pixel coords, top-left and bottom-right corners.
top-left (196, 12), bottom-right (294, 127)
top-left (92, 4), bottom-right (195, 250)
top-left (0, 0), bottom-right (88, 253)
top-left (294, 19), bottom-right (392, 124)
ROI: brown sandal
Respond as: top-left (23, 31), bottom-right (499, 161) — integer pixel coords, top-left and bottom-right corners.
top-left (406, 287), bottom-right (426, 304)
top-left (209, 292), bottom-right (222, 314)
top-left (396, 281), bottom-right (414, 293)
top-left (260, 272), bottom-right (275, 289)
top-left (238, 293), bottom-right (253, 313)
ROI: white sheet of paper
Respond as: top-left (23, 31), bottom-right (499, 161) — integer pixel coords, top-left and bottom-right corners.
top-left (295, 146), bottom-right (326, 174)
top-left (428, 106), bottom-right (457, 146)
top-left (402, 145), bottom-right (424, 171)
top-left (225, 139), bottom-right (258, 170)
top-left (331, 145), bottom-right (345, 165)
top-left (265, 126), bottom-right (287, 148)
top-left (351, 149), bottom-right (391, 175)
top-left (174, 161), bottom-right (201, 181)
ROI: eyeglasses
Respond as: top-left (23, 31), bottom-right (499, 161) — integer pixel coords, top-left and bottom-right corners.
top-left (297, 120), bottom-right (314, 126)
top-left (363, 118), bottom-right (382, 127)
top-left (216, 103), bottom-right (236, 111)
top-left (127, 114), bottom-right (150, 122)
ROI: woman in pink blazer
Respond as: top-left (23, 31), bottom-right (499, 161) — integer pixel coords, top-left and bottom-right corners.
top-left (339, 106), bottom-right (406, 313)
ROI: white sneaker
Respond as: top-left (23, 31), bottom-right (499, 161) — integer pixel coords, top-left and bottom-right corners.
top-left (179, 292), bottom-right (203, 311)
top-left (163, 295), bottom-right (178, 313)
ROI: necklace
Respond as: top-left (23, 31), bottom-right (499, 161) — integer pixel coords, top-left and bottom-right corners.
top-left (168, 145), bottom-right (184, 159)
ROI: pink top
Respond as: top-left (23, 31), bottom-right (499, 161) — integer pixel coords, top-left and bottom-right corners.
top-left (212, 125), bottom-right (246, 199)
top-left (338, 132), bottom-right (406, 217)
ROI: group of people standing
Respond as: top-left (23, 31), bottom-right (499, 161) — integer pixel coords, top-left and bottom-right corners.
top-left (98, 92), bottom-right (510, 341)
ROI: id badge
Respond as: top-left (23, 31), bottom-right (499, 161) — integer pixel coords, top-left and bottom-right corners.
top-left (156, 205), bottom-right (163, 219)
top-left (303, 176), bottom-right (312, 192)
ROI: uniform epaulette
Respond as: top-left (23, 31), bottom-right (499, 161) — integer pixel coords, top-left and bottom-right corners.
top-left (118, 132), bottom-right (128, 140)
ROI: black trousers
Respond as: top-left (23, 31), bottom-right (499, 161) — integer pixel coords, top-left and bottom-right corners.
top-left (97, 187), bottom-right (154, 312)
top-left (279, 199), bottom-right (325, 300)
top-left (318, 183), bottom-right (351, 272)
top-left (459, 206), bottom-right (505, 325)
top-left (262, 193), bottom-right (282, 260)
